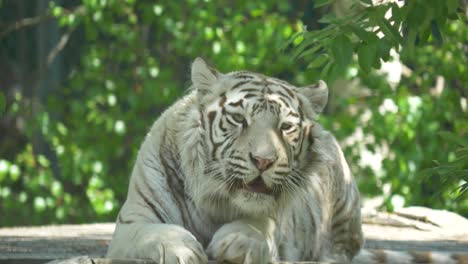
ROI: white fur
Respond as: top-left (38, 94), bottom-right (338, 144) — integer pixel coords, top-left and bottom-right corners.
top-left (107, 58), bottom-right (364, 263)
top-left (207, 218), bottom-right (278, 264)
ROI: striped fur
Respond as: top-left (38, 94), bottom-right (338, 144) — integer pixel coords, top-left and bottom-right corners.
top-left (106, 58), bottom-right (361, 263)
top-left (106, 58), bottom-right (463, 264)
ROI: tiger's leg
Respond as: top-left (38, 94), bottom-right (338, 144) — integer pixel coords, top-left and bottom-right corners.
top-left (327, 185), bottom-right (364, 262)
top-left (206, 217), bottom-right (278, 264)
top-left (106, 222), bottom-right (208, 264)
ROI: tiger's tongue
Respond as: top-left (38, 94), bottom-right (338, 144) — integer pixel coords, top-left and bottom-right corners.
top-left (246, 177), bottom-right (268, 193)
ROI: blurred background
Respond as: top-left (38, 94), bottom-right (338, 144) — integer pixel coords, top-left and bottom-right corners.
top-left (0, 0), bottom-right (466, 226)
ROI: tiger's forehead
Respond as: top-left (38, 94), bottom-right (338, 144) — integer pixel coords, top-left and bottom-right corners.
top-left (223, 71), bottom-right (301, 109)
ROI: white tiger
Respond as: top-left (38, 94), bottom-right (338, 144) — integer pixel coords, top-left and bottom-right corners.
top-left (106, 58), bottom-right (464, 264)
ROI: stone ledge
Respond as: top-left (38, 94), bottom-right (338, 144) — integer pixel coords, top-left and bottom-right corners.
top-left (0, 207), bottom-right (466, 264)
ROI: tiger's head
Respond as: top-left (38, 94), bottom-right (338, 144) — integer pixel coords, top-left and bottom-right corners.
top-left (187, 58), bottom-right (328, 218)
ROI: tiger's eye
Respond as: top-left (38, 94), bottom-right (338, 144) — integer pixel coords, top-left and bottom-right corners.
top-left (280, 123), bottom-right (293, 131)
top-left (232, 113), bottom-right (245, 124)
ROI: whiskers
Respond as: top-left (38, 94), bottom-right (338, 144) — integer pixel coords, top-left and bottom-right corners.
top-left (192, 159), bottom-right (244, 203)
top-left (274, 166), bottom-right (308, 206)
top-left (189, 159), bottom-right (249, 220)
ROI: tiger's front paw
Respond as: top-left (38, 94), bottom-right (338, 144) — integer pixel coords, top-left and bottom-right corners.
top-left (108, 224), bottom-right (208, 264)
top-left (206, 219), bottom-right (277, 264)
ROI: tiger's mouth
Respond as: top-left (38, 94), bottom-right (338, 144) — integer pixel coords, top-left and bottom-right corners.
top-left (242, 176), bottom-right (273, 195)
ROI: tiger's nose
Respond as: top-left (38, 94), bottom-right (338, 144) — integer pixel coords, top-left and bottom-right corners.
top-left (250, 153), bottom-right (277, 171)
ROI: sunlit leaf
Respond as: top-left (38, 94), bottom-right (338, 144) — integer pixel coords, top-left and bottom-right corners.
top-left (307, 54), bottom-right (329, 68)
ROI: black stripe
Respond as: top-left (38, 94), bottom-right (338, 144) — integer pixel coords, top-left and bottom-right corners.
top-left (219, 118), bottom-right (228, 133)
top-left (244, 93), bottom-right (257, 99)
top-left (297, 125), bottom-right (307, 156)
top-left (228, 99), bottom-right (244, 108)
top-left (208, 111), bottom-right (221, 158)
top-left (288, 111), bottom-right (300, 118)
top-left (135, 182), bottom-right (166, 222)
top-left (231, 80), bottom-right (250, 90)
top-left (277, 83), bottom-right (295, 98)
top-left (159, 147), bottom-right (198, 233)
top-left (332, 215), bottom-right (349, 230)
top-left (239, 88), bottom-right (260, 93)
top-left (333, 200), bottom-right (350, 224)
top-left (224, 116), bottom-right (238, 127)
top-left (219, 94), bottom-right (227, 107)
top-left (278, 97), bottom-right (290, 107)
top-left (220, 136), bottom-right (235, 158)
top-left (250, 81), bottom-right (266, 86)
top-left (233, 74), bottom-right (255, 80)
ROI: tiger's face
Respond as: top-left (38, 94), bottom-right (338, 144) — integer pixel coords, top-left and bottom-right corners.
top-left (191, 58), bottom-right (328, 216)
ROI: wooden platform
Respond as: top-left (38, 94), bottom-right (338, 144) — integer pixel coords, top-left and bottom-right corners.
top-left (0, 207), bottom-right (467, 264)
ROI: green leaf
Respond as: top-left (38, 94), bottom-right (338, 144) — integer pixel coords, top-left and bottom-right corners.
top-left (357, 41), bottom-right (377, 73)
top-left (321, 61), bottom-right (333, 78)
top-left (0, 92), bottom-right (5, 117)
top-left (390, 2), bottom-right (403, 23)
top-left (446, 0), bottom-right (459, 14)
top-left (331, 35), bottom-right (353, 68)
top-left (378, 37), bottom-right (393, 62)
top-left (297, 44), bottom-right (322, 60)
top-left (404, 29), bottom-right (418, 59)
top-left (314, 0), bottom-right (336, 8)
top-left (318, 14), bottom-right (337, 24)
top-left (291, 28), bottom-right (335, 59)
top-left (281, 31), bottom-right (303, 51)
top-left (307, 54), bottom-right (329, 68)
top-left (292, 40), bottom-right (320, 59)
top-left (348, 24), bottom-right (373, 42)
top-left (377, 18), bottom-right (403, 44)
top-left (439, 131), bottom-right (468, 147)
top-left (304, 28), bottom-right (336, 42)
top-left (327, 62), bottom-right (343, 83)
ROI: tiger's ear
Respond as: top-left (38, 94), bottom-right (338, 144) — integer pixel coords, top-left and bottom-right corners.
top-left (191, 57), bottom-right (220, 98)
top-left (297, 80), bottom-right (328, 114)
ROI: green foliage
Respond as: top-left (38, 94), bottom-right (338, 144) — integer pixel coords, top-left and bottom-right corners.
top-left (0, 0), bottom-right (466, 226)
top-left (288, 0), bottom-right (463, 82)
top-left (421, 133), bottom-right (468, 199)
top-left (297, 0), bottom-right (467, 214)
top-left (0, 1), bottom-right (313, 226)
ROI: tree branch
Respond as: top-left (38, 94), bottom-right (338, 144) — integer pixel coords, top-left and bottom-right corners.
top-left (46, 26), bottom-right (75, 67)
top-left (0, 5), bottom-right (85, 39)
top-left (1, 13), bottom-right (54, 38)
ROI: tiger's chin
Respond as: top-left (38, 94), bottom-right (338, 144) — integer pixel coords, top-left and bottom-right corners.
top-left (231, 188), bottom-right (278, 216)
top-left (192, 176), bottom-right (288, 219)
top-left (227, 175), bottom-right (284, 216)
